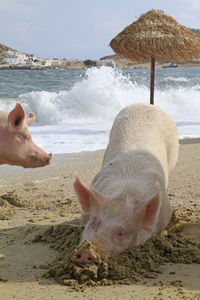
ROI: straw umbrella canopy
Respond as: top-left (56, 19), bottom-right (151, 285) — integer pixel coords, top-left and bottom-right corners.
top-left (110, 9), bottom-right (200, 104)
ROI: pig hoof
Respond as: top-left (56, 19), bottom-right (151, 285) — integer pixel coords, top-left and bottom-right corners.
top-left (71, 249), bottom-right (97, 264)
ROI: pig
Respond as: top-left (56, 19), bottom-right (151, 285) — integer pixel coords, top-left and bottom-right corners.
top-left (72, 103), bottom-right (179, 264)
top-left (0, 103), bottom-right (52, 168)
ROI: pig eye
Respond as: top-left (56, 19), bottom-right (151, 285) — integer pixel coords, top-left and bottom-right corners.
top-left (113, 227), bottom-right (126, 241)
top-left (117, 230), bottom-right (125, 237)
top-left (24, 134), bottom-right (31, 140)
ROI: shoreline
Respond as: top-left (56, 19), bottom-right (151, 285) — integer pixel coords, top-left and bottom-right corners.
top-left (1, 61), bottom-right (200, 71)
top-left (0, 137), bottom-right (199, 175)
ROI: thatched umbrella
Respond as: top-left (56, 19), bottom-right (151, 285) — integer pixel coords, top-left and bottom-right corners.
top-left (110, 9), bottom-right (200, 104)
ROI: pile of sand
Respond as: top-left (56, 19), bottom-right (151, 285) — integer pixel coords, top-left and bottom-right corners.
top-left (0, 192), bottom-right (24, 220)
top-left (34, 206), bottom-right (200, 290)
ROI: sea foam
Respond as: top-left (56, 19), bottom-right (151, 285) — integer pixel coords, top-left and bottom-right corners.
top-left (1, 66), bottom-right (200, 153)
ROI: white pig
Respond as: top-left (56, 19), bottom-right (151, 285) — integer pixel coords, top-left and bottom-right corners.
top-left (73, 103), bottom-right (179, 263)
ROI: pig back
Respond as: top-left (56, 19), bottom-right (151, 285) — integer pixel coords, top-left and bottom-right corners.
top-left (103, 103), bottom-right (179, 186)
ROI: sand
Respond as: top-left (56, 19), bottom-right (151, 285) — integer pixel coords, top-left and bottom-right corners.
top-left (0, 141), bottom-right (200, 300)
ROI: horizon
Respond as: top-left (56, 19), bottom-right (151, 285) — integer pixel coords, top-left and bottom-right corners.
top-left (1, 0), bottom-right (200, 60)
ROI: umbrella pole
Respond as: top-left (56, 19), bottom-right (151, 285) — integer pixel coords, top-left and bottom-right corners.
top-left (150, 56), bottom-right (155, 105)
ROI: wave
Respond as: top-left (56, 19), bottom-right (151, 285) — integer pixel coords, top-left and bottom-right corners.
top-left (0, 66), bottom-right (200, 127)
top-left (163, 76), bottom-right (189, 82)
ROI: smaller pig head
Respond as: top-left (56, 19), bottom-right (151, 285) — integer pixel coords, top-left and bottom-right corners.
top-left (0, 103), bottom-right (52, 168)
top-left (73, 175), bottom-right (161, 263)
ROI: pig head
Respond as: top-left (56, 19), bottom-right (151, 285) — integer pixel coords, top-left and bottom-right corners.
top-left (72, 103), bottom-right (179, 263)
top-left (0, 103), bottom-right (52, 168)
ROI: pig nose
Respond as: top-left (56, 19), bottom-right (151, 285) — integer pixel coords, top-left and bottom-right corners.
top-left (39, 152), bottom-right (52, 165)
top-left (30, 152), bottom-right (52, 167)
top-left (47, 153), bottom-right (52, 164)
top-left (71, 249), bottom-right (97, 264)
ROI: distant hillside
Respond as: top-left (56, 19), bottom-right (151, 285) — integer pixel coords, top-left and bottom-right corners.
top-left (0, 43), bottom-right (16, 60)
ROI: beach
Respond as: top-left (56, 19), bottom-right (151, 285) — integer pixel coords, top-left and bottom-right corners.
top-left (0, 140), bottom-right (200, 300)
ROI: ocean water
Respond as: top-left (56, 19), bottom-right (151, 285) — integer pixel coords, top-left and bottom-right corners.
top-left (0, 66), bottom-right (200, 154)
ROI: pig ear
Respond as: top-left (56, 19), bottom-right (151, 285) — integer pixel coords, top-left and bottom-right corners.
top-left (134, 184), bottom-right (160, 231)
top-left (26, 112), bottom-right (36, 126)
top-left (73, 175), bottom-right (108, 212)
top-left (7, 103), bottom-right (25, 132)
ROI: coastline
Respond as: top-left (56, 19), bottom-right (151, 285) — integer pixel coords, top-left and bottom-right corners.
top-left (0, 139), bottom-right (200, 299)
top-left (0, 137), bottom-right (199, 177)
top-left (1, 61), bottom-right (200, 70)
top-left (1, 54), bottom-right (200, 70)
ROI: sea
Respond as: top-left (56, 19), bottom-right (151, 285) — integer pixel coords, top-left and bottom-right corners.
top-left (0, 65), bottom-right (200, 154)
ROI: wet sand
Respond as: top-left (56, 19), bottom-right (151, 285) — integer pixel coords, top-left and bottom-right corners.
top-left (0, 141), bottom-right (200, 300)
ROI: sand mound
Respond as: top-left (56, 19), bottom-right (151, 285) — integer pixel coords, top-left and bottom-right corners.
top-left (0, 192), bottom-right (23, 220)
top-left (33, 206), bottom-right (200, 290)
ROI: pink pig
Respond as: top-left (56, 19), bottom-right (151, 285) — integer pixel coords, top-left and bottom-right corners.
top-left (0, 103), bottom-right (52, 168)
top-left (72, 103), bottom-right (179, 264)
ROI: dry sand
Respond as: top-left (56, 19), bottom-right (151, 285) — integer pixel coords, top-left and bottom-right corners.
top-left (0, 141), bottom-right (200, 300)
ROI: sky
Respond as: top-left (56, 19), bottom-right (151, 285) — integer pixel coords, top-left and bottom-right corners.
top-left (0, 0), bottom-right (200, 60)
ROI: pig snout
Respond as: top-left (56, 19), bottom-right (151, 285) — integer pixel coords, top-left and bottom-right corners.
top-left (26, 151), bottom-right (52, 168)
top-left (71, 248), bottom-right (97, 264)
top-left (39, 152), bottom-right (52, 166)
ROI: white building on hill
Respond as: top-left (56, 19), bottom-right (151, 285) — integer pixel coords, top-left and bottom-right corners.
top-left (2, 50), bottom-right (39, 66)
